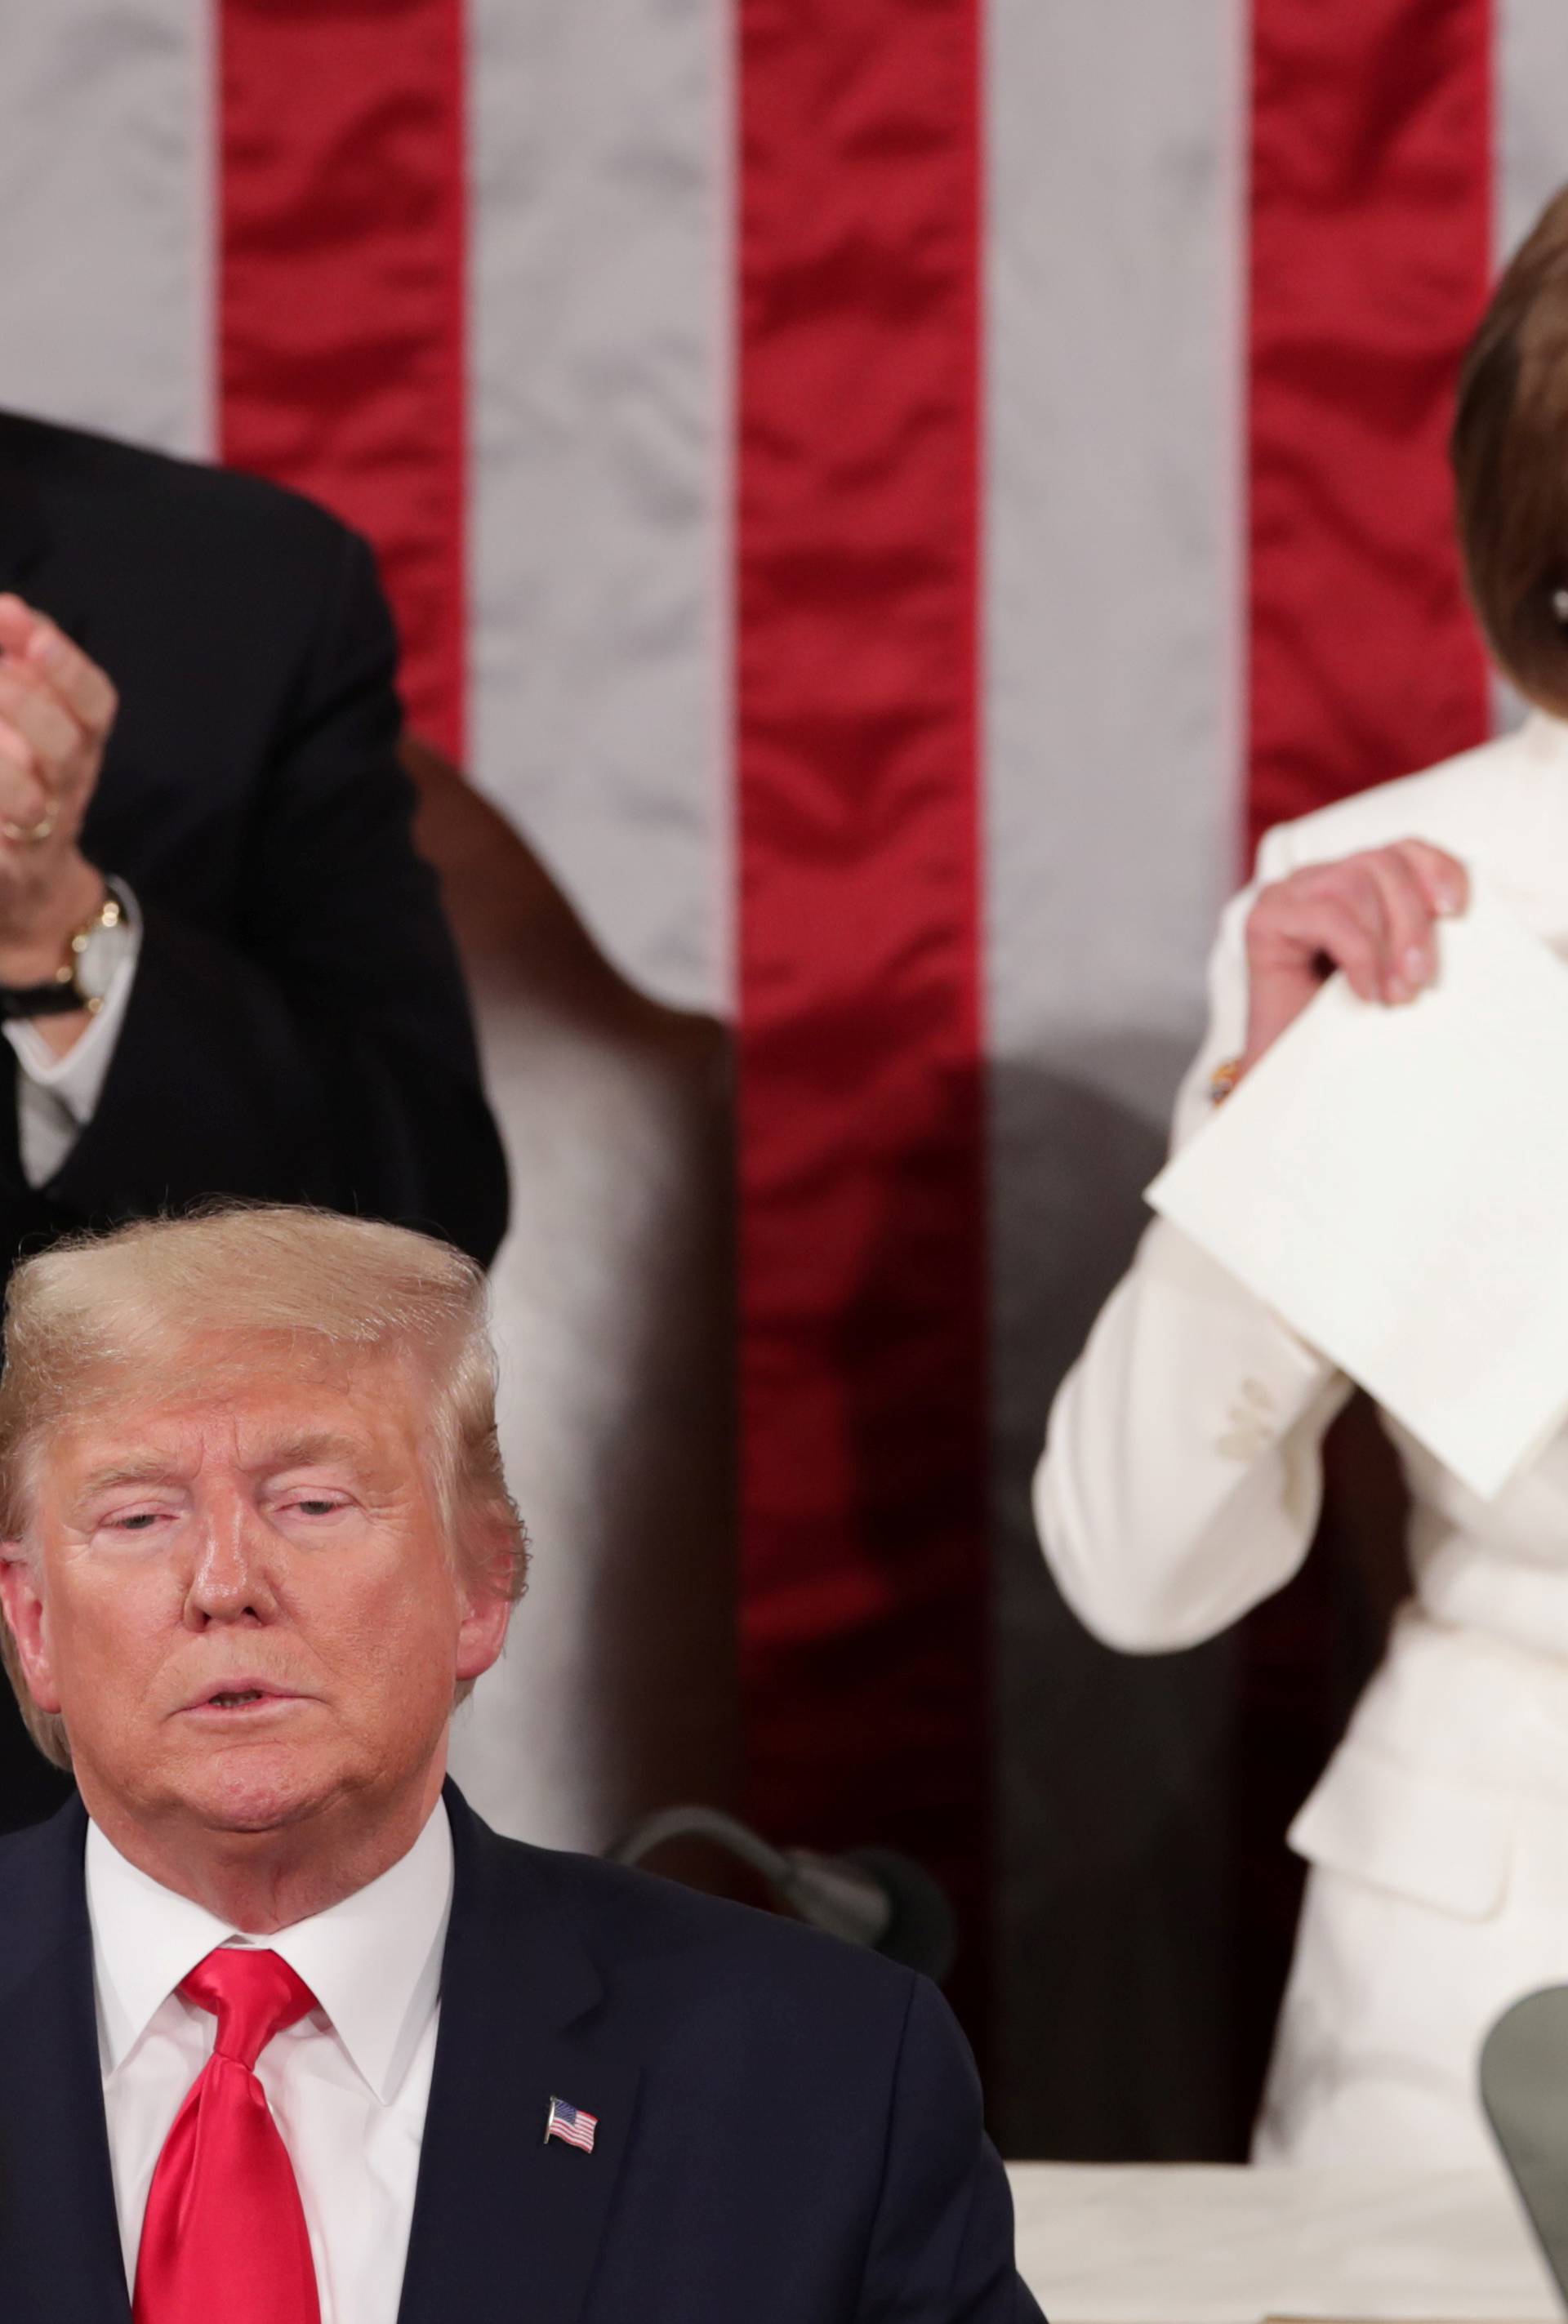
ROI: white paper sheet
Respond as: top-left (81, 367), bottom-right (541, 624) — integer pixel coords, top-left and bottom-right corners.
top-left (1147, 896), bottom-right (1568, 1500)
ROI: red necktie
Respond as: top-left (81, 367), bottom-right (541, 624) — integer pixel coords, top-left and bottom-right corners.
top-left (132, 1947), bottom-right (322, 2324)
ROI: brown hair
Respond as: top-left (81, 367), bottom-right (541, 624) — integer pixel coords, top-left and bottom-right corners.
top-left (0, 1204), bottom-right (528, 1770)
top-left (1453, 185), bottom-right (1568, 715)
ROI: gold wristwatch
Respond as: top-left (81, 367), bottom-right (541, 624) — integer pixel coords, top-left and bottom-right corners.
top-left (0, 886), bottom-right (130, 1022)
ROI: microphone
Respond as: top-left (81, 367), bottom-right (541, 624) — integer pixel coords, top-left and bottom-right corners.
top-left (607, 1805), bottom-right (957, 1984)
top-left (1481, 1986), bottom-right (1568, 2297)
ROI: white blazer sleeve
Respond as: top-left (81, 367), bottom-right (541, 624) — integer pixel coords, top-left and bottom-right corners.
top-left (1033, 826), bottom-right (1354, 1653)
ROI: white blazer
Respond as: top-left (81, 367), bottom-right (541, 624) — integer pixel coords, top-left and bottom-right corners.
top-left (1036, 709), bottom-right (1568, 1939)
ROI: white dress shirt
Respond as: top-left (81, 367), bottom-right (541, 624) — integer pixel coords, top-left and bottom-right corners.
top-left (2, 878), bottom-right (140, 1186)
top-left (87, 1799), bottom-right (452, 2321)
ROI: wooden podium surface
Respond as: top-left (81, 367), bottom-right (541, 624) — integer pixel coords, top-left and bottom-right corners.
top-left (1006, 2165), bottom-right (1559, 2323)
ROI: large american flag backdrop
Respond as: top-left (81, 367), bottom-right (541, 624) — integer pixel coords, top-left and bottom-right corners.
top-left (2, 0), bottom-right (1561, 2151)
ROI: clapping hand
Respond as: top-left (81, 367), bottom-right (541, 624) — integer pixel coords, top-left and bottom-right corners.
top-left (0, 594), bottom-right (116, 988)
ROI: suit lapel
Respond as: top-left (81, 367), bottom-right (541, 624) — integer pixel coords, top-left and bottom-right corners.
top-left (396, 1789), bottom-right (642, 2324)
top-left (0, 1799), bottom-right (130, 2321)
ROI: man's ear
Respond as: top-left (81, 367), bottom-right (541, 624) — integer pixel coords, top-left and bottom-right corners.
top-left (0, 1551), bottom-right (60, 1712)
top-left (456, 1585), bottom-right (513, 1684)
top-left (454, 1512), bottom-right (518, 1685)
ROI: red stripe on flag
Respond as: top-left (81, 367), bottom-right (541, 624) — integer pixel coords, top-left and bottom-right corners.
top-left (735, 0), bottom-right (989, 1994)
top-left (216, 0), bottom-right (467, 759)
top-left (1247, 0), bottom-right (1493, 854)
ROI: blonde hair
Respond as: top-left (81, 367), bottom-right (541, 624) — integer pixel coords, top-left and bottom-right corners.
top-left (0, 1204), bottom-right (527, 1770)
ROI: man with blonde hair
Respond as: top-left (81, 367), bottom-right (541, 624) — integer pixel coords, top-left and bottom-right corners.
top-left (0, 1204), bottom-right (1037, 2324)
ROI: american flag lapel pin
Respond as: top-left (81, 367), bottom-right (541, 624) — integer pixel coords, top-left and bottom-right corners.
top-left (544, 2095), bottom-right (599, 2153)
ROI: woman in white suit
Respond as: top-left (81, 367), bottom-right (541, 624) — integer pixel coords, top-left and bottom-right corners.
top-left (1037, 188), bottom-right (1568, 2166)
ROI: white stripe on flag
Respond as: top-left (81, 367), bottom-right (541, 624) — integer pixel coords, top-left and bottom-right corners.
top-left (0, 2), bottom-right (212, 457)
top-left (454, 0), bottom-right (735, 1853)
top-left (984, 0), bottom-right (1249, 2151)
top-left (468, 0), bottom-right (733, 1017)
top-left (985, 0), bottom-right (1245, 1080)
top-left (1496, 0), bottom-right (1568, 260)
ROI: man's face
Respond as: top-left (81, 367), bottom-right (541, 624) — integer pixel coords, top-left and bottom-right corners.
top-left (0, 1341), bottom-right (510, 1843)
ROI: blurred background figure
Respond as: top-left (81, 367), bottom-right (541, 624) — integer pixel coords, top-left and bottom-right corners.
top-left (0, 413), bottom-right (505, 1265)
top-left (1038, 187), bottom-right (1568, 2167)
top-left (0, 405), bottom-right (508, 1832)
top-left (7, 0), bottom-right (1568, 2161)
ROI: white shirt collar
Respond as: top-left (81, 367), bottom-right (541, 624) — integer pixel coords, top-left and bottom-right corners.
top-left (86, 1797), bottom-right (453, 2104)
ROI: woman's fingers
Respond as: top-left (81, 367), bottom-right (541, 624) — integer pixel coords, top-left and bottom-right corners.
top-left (1241, 837), bottom-right (1472, 1069)
top-left (1263, 880), bottom-right (1386, 1000)
top-left (1395, 839), bottom-right (1468, 919)
top-left (1361, 841), bottom-right (1468, 997)
top-left (1257, 844), bottom-right (1468, 996)
top-left (1363, 848), bottom-right (1440, 1000)
top-left (1307, 890), bottom-right (1388, 1002)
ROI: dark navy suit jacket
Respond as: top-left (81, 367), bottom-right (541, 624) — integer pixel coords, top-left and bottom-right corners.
top-left (0, 1785), bottom-right (1044, 2322)
top-left (0, 410), bottom-right (510, 1837)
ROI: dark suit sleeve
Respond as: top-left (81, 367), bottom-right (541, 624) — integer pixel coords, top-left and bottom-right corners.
top-left (47, 528), bottom-right (509, 1266)
top-left (858, 1977), bottom-right (1045, 2324)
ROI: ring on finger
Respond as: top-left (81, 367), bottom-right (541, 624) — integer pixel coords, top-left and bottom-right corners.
top-left (0, 806), bottom-right (58, 848)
